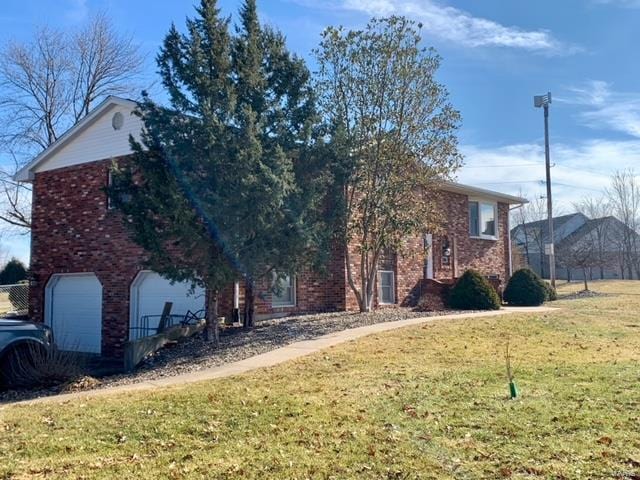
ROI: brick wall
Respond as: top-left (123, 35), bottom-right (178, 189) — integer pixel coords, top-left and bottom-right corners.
top-left (29, 159), bottom-right (512, 358)
top-left (431, 190), bottom-right (510, 282)
top-left (29, 160), bottom-right (348, 357)
top-left (30, 159), bottom-right (146, 359)
top-left (218, 256), bottom-right (347, 322)
top-left (341, 190), bottom-right (510, 312)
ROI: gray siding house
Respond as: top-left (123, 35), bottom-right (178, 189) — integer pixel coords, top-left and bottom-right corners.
top-left (512, 213), bottom-right (639, 281)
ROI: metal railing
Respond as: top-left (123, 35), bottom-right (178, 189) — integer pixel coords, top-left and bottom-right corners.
top-left (0, 282), bottom-right (28, 317)
top-left (129, 309), bottom-right (205, 341)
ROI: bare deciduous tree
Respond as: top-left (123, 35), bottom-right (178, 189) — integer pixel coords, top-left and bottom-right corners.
top-left (606, 169), bottom-right (640, 279)
top-left (0, 13), bottom-right (144, 231)
top-left (573, 195), bottom-right (612, 280)
top-left (512, 194), bottom-right (547, 274)
top-left (557, 232), bottom-right (598, 291)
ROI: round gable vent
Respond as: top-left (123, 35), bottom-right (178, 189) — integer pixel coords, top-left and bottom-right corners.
top-left (112, 111), bottom-right (124, 130)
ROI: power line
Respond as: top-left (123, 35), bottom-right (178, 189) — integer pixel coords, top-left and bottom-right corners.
top-left (462, 162), bottom-right (611, 177)
top-left (463, 162), bottom-right (540, 168)
top-left (474, 179), bottom-right (604, 193)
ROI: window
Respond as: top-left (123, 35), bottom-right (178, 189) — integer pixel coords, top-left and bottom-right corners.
top-left (272, 274), bottom-right (296, 307)
top-left (469, 200), bottom-right (497, 239)
top-left (378, 270), bottom-right (395, 304)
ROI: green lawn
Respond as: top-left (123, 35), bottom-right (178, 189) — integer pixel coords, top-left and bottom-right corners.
top-left (1, 280), bottom-right (640, 479)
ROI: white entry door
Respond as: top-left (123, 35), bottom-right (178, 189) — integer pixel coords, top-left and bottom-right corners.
top-left (425, 234), bottom-right (434, 279)
top-left (46, 273), bottom-right (103, 354)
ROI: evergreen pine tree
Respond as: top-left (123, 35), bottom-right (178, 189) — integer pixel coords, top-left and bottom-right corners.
top-left (230, 0), bottom-right (323, 326)
top-left (0, 258), bottom-right (27, 285)
top-left (110, 0), bottom-right (325, 339)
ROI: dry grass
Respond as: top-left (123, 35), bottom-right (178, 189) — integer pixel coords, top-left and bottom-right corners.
top-left (0, 280), bottom-right (639, 479)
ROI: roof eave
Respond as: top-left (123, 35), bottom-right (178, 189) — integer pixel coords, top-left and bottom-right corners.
top-left (439, 181), bottom-right (528, 205)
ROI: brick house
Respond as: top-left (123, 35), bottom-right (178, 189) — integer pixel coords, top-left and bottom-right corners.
top-left (15, 97), bottom-right (525, 360)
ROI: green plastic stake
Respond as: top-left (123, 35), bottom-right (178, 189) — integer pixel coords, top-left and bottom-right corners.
top-left (509, 381), bottom-right (518, 399)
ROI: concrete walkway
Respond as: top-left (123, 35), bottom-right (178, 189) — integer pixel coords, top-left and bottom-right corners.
top-left (8, 306), bottom-right (557, 407)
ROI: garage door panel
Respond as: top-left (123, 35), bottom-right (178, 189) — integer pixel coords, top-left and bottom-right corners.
top-left (131, 272), bottom-right (205, 339)
top-left (47, 274), bottom-right (102, 354)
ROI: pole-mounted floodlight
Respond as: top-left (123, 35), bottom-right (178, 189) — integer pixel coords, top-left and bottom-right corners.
top-left (534, 92), bottom-right (552, 108)
top-left (534, 91), bottom-right (556, 288)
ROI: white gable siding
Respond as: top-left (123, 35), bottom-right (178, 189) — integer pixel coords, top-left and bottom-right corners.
top-left (34, 104), bottom-right (144, 174)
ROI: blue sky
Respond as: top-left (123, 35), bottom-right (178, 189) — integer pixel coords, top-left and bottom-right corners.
top-left (1, 0), bottom-right (639, 262)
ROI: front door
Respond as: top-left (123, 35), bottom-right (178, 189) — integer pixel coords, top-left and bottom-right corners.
top-left (424, 234), bottom-right (434, 279)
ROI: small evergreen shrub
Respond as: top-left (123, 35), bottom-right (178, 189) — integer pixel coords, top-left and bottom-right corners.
top-left (448, 270), bottom-right (501, 310)
top-left (543, 282), bottom-right (557, 301)
top-left (503, 268), bottom-right (547, 306)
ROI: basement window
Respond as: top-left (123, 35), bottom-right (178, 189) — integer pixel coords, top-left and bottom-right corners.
top-left (469, 199), bottom-right (497, 240)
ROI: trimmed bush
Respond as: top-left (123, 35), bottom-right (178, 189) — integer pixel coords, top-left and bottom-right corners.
top-left (503, 268), bottom-right (547, 306)
top-left (448, 270), bottom-right (501, 310)
top-left (543, 282), bottom-right (557, 301)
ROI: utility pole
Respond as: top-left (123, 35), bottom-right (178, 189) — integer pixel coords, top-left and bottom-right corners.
top-left (534, 92), bottom-right (556, 288)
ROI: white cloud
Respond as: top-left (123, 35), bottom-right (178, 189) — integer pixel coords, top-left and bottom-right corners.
top-left (560, 80), bottom-right (612, 107)
top-left (458, 139), bottom-right (640, 210)
top-left (324, 0), bottom-right (577, 54)
top-left (560, 81), bottom-right (640, 138)
top-left (581, 101), bottom-right (640, 138)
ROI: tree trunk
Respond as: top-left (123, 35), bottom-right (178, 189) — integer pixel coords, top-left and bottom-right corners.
top-left (582, 268), bottom-right (588, 291)
top-left (360, 250), bottom-right (370, 312)
top-left (344, 240), bottom-right (364, 313)
top-left (243, 281), bottom-right (255, 329)
top-left (205, 288), bottom-right (220, 346)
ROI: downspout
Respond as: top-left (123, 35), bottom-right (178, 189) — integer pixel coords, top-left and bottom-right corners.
top-left (508, 203), bottom-right (525, 277)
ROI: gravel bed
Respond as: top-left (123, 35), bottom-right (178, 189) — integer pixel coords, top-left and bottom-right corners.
top-left (0, 307), bottom-right (463, 403)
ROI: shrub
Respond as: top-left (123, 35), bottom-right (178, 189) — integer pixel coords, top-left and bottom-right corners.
top-left (0, 342), bottom-right (86, 390)
top-left (448, 270), bottom-right (501, 310)
top-left (503, 268), bottom-right (547, 306)
top-left (543, 282), bottom-right (557, 301)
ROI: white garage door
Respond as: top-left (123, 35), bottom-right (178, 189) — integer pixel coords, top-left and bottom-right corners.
top-left (46, 273), bottom-right (102, 354)
top-left (130, 271), bottom-right (205, 340)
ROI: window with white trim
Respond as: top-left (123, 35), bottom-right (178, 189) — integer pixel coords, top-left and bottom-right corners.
top-left (469, 200), bottom-right (497, 239)
top-left (272, 274), bottom-right (296, 307)
top-left (378, 270), bottom-right (395, 304)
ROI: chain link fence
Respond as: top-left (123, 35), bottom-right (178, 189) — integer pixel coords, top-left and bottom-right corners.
top-left (0, 282), bottom-right (29, 317)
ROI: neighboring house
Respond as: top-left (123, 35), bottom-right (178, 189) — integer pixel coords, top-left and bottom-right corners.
top-left (512, 212), bottom-right (639, 281)
top-left (15, 97), bottom-right (525, 361)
